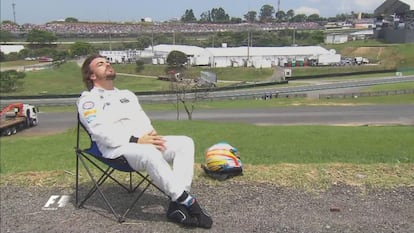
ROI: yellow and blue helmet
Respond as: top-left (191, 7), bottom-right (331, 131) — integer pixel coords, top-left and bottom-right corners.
top-left (202, 142), bottom-right (243, 180)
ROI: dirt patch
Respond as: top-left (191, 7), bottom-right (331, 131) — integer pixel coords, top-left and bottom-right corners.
top-left (1, 181), bottom-right (413, 233)
top-left (342, 46), bottom-right (385, 60)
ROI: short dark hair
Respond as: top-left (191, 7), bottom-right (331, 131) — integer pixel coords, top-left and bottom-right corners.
top-left (81, 54), bottom-right (105, 90)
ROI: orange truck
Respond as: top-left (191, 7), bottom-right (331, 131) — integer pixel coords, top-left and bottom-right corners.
top-left (0, 103), bottom-right (39, 136)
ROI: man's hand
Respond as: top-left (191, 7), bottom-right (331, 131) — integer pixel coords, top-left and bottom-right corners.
top-left (138, 130), bottom-right (166, 151)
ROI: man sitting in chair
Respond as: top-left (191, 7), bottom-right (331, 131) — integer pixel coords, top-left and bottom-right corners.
top-left (77, 54), bottom-right (212, 229)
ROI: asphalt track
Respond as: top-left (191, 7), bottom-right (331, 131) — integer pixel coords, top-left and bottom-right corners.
top-left (17, 104), bottom-right (414, 136)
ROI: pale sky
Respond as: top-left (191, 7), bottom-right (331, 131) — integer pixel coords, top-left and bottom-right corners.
top-left (0, 0), bottom-right (385, 24)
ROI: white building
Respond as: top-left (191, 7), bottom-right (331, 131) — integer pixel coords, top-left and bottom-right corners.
top-left (325, 34), bottom-right (349, 44)
top-left (99, 49), bottom-right (141, 63)
top-left (145, 44), bottom-right (206, 65)
top-left (0, 45), bottom-right (24, 54)
top-left (199, 46), bottom-right (336, 68)
top-left (106, 44), bottom-right (340, 68)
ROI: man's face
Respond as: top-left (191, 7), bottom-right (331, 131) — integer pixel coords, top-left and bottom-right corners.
top-left (89, 57), bottom-right (116, 81)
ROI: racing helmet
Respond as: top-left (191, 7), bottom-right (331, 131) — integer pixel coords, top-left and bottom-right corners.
top-left (202, 142), bottom-right (243, 180)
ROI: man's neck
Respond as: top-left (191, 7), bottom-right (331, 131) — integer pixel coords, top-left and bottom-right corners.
top-left (94, 81), bottom-right (114, 90)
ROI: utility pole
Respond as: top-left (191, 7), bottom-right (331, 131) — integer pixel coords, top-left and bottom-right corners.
top-left (292, 27), bottom-right (296, 45)
top-left (12, 2), bottom-right (16, 24)
top-left (151, 27), bottom-right (154, 53)
top-left (277, 0), bottom-right (280, 13)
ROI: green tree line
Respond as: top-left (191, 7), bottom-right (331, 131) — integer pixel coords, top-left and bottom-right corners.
top-left (180, 5), bottom-right (374, 23)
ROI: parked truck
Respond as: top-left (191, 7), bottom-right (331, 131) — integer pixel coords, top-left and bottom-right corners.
top-left (354, 57), bottom-right (369, 65)
top-left (0, 103), bottom-right (39, 136)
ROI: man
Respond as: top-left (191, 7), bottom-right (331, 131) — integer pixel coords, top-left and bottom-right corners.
top-left (77, 54), bottom-right (212, 229)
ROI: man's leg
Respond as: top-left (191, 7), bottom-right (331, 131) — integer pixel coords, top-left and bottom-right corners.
top-left (116, 143), bottom-right (185, 200)
top-left (162, 136), bottom-right (213, 229)
top-left (162, 135), bottom-right (194, 192)
top-left (115, 142), bottom-right (212, 228)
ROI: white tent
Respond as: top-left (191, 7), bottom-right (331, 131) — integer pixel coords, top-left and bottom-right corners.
top-left (0, 45), bottom-right (24, 55)
top-left (144, 44), bottom-right (337, 68)
top-left (201, 46), bottom-right (332, 68)
top-left (146, 44), bottom-right (205, 65)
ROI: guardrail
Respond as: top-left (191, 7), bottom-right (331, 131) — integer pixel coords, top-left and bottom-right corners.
top-left (287, 69), bottom-right (397, 80)
top-left (319, 89), bottom-right (414, 99)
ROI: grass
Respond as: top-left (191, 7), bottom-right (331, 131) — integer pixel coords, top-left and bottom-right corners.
top-left (0, 60), bottom-right (39, 67)
top-left (364, 81), bottom-right (414, 91)
top-left (1, 62), bottom-right (173, 96)
top-left (1, 122), bottom-right (413, 169)
top-left (1, 121), bottom-right (413, 189)
top-left (37, 92), bottom-right (414, 113)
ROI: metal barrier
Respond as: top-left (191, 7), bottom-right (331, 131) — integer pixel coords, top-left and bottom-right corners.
top-left (319, 89), bottom-right (414, 99)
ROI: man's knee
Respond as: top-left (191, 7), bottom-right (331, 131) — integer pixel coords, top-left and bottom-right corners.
top-left (122, 144), bottom-right (164, 169)
top-left (181, 136), bottom-right (194, 148)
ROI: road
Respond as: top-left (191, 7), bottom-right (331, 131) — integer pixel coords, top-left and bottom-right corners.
top-left (3, 75), bottom-right (413, 136)
top-left (1, 75), bottom-right (414, 106)
top-left (17, 104), bottom-right (414, 136)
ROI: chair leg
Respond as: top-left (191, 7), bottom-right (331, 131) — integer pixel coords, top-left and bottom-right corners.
top-left (77, 154), bottom-right (122, 220)
top-left (79, 167), bottom-right (114, 207)
top-left (129, 172), bottom-right (133, 192)
top-left (75, 151), bottom-right (80, 207)
top-left (120, 181), bottom-right (151, 222)
top-left (76, 152), bottom-right (170, 222)
top-left (135, 172), bottom-right (168, 197)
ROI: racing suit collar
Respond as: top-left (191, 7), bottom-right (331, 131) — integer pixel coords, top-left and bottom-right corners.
top-left (91, 86), bottom-right (119, 93)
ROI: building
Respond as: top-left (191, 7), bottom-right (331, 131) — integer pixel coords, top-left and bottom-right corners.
top-left (152, 44), bottom-right (341, 68)
top-left (198, 46), bottom-right (339, 68)
top-left (374, 0), bottom-right (414, 43)
top-left (102, 44), bottom-right (341, 68)
top-left (0, 45), bottom-right (24, 55)
top-left (325, 34), bottom-right (349, 44)
top-left (99, 49), bottom-right (141, 63)
top-left (144, 44), bottom-right (206, 65)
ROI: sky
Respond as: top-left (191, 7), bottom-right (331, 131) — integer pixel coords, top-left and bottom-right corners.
top-left (0, 0), bottom-right (386, 25)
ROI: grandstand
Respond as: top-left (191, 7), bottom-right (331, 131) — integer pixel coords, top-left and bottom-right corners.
top-left (0, 21), bottom-right (322, 39)
top-left (374, 0), bottom-right (414, 43)
top-left (375, 0), bottom-right (414, 16)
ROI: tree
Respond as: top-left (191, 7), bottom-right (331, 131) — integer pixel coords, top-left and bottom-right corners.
top-left (166, 50), bottom-right (187, 68)
top-left (181, 9), bottom-right (197, 22)
top-left (0, 51), bottom-right (5, 62)
top-left (135, 60), bottom-right (145, 72)
top-left (1, 20), bottom-right (16, 25)
top-left (307, 14), bottom-right (321, 22)
top-left (211, 7), bottom-right (229, 23)
top-left (136, 35), bottom-right (152, 50)
top-left (200, 11), bottom-right (211, 22)
top-left (286, 9), bottom-right (295, 22)
top-left (230, 17), bottom-right (242, 24)
top-left (292, 14), bottom-right (307, 22)
top-left (244, 11), bottom-right (257, 23)
top-left (310, 31), bottom-right (325, 44)
top-left (0, 70), bottom-right (25, 93)
top-left (169, 73), bottom-right (212, 120)
top-left (259, 5), bottom-right (275, 22)
top-left (0, 29), bottom-right (13, 42)
top-left (275, 10), bottom-right (286, 22)
top-left (65, 17), bottom-right (79, 23)
top-left (70, 41), bottom-right (94, 56)
top-left (26, 29), bottom-right (57, 46)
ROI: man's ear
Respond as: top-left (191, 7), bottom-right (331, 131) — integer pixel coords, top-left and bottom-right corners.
top-left (90, 74), bottom-right (96, 80)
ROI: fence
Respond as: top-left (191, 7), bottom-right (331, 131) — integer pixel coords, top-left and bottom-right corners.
top-left (319, 89), bottom-right (414, 99)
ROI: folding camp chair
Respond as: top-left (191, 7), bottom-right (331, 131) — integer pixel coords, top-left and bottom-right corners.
top-left (74, 115), bottom-right (167, 222)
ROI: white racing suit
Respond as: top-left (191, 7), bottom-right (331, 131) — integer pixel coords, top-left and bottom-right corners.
top-left (77, 87), bottom-right (194, 201)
